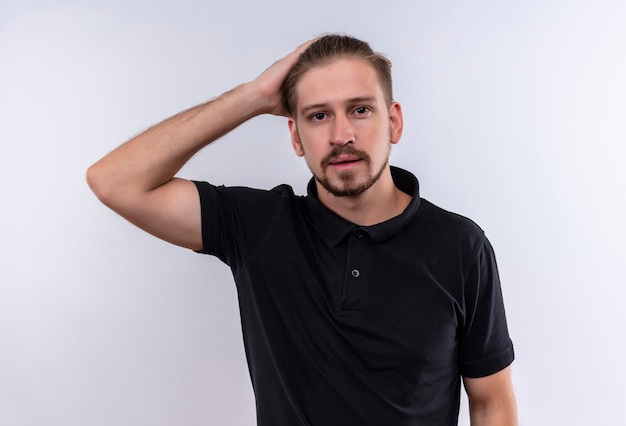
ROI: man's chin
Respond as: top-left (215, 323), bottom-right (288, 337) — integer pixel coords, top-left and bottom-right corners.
top-left (316, 176), bottom-right (374, 198)
top-left (316, 159), bottom-right (388, 198)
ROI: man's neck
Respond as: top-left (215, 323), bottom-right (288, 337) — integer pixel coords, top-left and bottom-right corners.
top-left (316, 168), bottom-right (412, 226)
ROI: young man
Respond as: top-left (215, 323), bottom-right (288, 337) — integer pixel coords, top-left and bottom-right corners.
top-left (87, 35), bottom-right (517, 425)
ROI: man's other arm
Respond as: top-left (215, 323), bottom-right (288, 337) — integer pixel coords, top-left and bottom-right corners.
top-left (463, 366), bottom-right (518, 426)
top-left (86, 41), bottom-right (311, 250)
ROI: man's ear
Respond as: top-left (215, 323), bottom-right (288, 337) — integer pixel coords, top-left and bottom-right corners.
top-left (389, 102), bottom-right (404, 145)
top-left (288, 118), bottom-right (305, 157)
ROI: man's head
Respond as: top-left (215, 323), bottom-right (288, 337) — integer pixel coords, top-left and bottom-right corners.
top-left (282, 34), bottom-right (393, 117)
top-left (284, 35), bottom-right (403, 199)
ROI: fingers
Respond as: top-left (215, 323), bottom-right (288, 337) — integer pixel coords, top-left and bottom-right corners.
top-left (294, 37), bottom-right (317, 54)
top-left (277, 37), bottom-right (316, 70)
top-left (251, 38), bottom-right (317, 116)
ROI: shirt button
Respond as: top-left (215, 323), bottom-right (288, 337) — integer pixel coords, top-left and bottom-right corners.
top-left (351, 269), bottom-right (360, 278)
top-left (356, 232), bottom-right (364, 239)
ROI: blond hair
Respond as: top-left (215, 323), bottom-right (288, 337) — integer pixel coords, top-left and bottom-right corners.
top-left (282, 34), bottom-right (393, 116)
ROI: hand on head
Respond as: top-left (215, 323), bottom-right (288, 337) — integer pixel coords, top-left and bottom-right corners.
top-left (252, 38), bottom-right (316, 117)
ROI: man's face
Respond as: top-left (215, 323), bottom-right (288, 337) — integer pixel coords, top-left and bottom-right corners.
top-left (288, 58), bottom-right (403, 198)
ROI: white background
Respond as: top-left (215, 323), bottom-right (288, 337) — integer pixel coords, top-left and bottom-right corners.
top-left (1, 1), bottom-right (625, 425)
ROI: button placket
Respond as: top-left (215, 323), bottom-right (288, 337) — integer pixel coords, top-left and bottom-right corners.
top-left (339, 229), bottom-right (370, 313)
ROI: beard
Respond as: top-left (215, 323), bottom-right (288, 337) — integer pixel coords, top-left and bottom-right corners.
top-left (313, 144), bottom-right (389, 197)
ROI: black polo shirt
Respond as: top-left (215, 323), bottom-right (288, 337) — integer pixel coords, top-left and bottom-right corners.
top-left (194, 167), bottom-right (514, 426)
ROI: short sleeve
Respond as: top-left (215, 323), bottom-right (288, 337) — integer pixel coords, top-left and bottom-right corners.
top-left (192, 181), bottom-right (286, 274)
top-left (458, 236), bottom-right (514, 378)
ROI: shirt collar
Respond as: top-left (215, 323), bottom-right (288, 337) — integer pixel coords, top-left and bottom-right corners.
top-left (306, 166), bottom-right (421, 247)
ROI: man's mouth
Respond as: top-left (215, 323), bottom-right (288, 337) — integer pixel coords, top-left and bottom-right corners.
top-left (329, 155), bottom-right (362, 166)
top-left (321, 146), bottom-right (370, 170)
top-left (328, 156), bottom-right (363, 170)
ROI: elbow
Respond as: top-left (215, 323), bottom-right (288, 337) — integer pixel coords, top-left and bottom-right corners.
top-left (86, 161), bottom-right (147, 217)
top-left (86, 162), bottom-right (114, 206)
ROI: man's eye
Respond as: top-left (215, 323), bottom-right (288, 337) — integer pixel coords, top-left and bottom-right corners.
top-left (354, 106), bottom-right (370, 115)
top-left (312, 113), bottom-right (326, 121)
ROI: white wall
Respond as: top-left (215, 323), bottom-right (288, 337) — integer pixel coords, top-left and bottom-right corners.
top-left (1, 1), bottom-right (625, 425)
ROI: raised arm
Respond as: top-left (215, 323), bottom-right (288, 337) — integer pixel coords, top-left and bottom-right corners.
top-left (86, 41), bottom-right (311, 250)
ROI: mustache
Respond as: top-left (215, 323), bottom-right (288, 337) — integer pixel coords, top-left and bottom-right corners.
top-left (321, 145), bottom-right (371, 169)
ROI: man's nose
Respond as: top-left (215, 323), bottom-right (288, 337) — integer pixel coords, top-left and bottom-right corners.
top-left (330, 114), bottom-right (355, 146)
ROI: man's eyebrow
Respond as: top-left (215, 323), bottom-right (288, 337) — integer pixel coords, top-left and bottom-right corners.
top-left (299, 97), bottom-right (378, 116)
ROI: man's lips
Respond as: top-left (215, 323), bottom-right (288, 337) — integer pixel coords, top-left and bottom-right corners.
top-left (328, 155), bottom-right (362, 166)
top-left (320, 146), bottom-right (370, 170)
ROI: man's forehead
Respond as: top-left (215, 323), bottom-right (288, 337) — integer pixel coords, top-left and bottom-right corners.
top-left (294, 58), bottom-right (384, 108)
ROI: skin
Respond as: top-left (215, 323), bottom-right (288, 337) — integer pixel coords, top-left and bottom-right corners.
top-left (86, 39), bottom-right (517, 425)
top-left (464, 366), bottom-right (518, 426)
top-left (86, 40), bottom-right (314, 250)
top-left (288, 58), bottom-right (409, 225)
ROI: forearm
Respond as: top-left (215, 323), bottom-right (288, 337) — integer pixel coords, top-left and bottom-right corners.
top-left (86, 82), bottom-right (267, 203)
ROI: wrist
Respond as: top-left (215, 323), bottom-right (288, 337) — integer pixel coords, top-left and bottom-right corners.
top-left (244, 77), bottom-right (287, 117)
